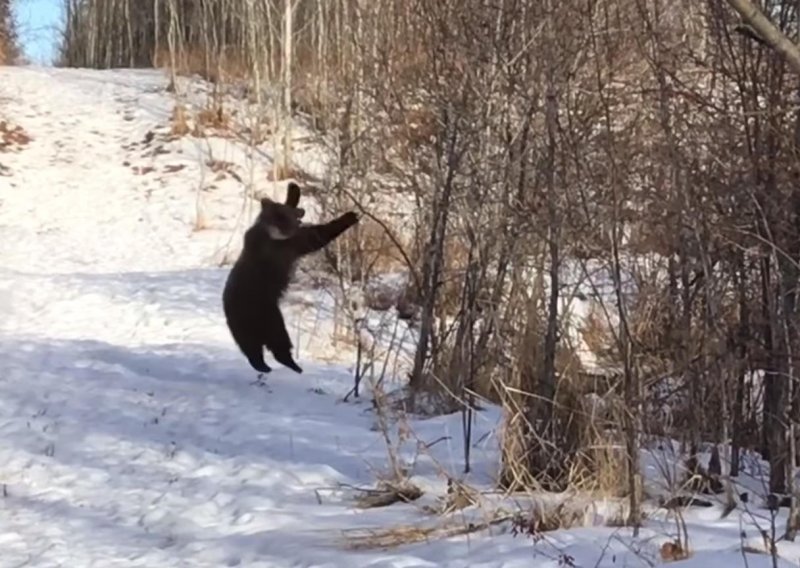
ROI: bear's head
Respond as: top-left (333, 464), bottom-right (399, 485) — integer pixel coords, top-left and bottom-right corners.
top-left (258, 182), bottom-right (305, 240)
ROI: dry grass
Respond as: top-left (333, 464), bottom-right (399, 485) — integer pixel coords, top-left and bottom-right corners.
top-left (426, 481), bottom-right (482, 515)
top-left (358, 219), bottom-right (411, 276)
top-left (497, 395), bottom-right (630, 496)
top-left (510, 500), bottom-right (590, 536)
top-left (170, 103), bottom-right (190, 137)
top-left (153, 47), bottom-right (250, 84)
top-left (659, 540), bottom-right (691, 562)
top-left (339, 514), bottom-right (511, 550)
top-left (393, 106), bottom-right (439, 164)
top-left (352, 480), bottom-right (423, 509)
top-left (291, 69), bottom-right (338, 134)
top-left (169, 100), bottom-right (237, 141)
top-left (579, 301), bottom-right (617, 366)
top-left (193, 104), bottom-right (231, 136)
top-left (266, 161), bottom-right (301, 182)
top-left (569, 438), bottom-right (629, 498)
top-left (0, 120), bottom-right (31, 152)
top-left (436, 237), bottom-right (472, 317)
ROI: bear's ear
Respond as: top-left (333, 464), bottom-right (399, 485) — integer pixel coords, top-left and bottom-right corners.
top-left (260, 197), bottom-right (274, 209)
top-left (285, 182), bottom-right (301, 208)
top-left (294, 207), bottom-right (306, 219)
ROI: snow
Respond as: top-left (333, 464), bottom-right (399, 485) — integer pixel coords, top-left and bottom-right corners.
top-left (0, 64), bottom-right (797, 567)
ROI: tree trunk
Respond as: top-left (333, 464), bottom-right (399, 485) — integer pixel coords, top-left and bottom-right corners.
top-left (731, 254), bottom-right (749, 477)
top-left (282, 0), bottom-right (293, 176)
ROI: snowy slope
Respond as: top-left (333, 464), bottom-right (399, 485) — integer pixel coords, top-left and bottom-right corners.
top-left (0, 66), bottom-right (796, 567)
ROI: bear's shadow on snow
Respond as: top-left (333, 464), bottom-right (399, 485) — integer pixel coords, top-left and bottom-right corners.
top-left (0, 337), bottom-right (504, 563)
top-left (60, 267), bottom-right (341, 335)
top-left (0, 336), bottom-right (373, 496)
top-left (61, 267), bottom-right (228, 319)
top-left (4, 490), bottom-right (175, 560)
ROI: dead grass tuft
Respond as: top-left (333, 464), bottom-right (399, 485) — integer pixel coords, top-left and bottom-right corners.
top-left (425, 480), bottom-right (481, 514)
top-left (168, 97), bottom-right (240, 142)
top-left (340, 514), bottom-right (511, 550)
top-left (352, 480), bottom-right (423, 509)
top-left (195, 105), bottom-right (230, 130)
top-left (192, 101), bottom-right (235, 138)
top-left (0, 121), bottom-right (31, 152)
top-left (659, 540), bottom-right (691, 562)
top-left (266, 161), bottom-right (300, 182)
top-left (579, 301), bottom-right (617, 366)
top-left (170, 103), bottom-right (190, 137)
top-left (510, 501), bottom-right (587, 536)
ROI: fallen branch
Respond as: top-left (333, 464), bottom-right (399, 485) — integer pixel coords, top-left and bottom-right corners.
top-left (339, 514), bottom-right (513, 550)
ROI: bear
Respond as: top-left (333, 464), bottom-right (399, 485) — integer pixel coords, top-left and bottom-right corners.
top-left (222, 182), bottom-right (359, 374)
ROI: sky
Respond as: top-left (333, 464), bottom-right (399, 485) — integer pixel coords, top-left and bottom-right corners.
top-left (13, 0), bottom-right (63, 65)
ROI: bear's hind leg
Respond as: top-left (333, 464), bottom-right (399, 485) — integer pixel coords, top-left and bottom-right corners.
top-left (264, 305), bottom-right (303, 374)
top-left (274, 350), bottom-right (303, 374)
top-left (240, 337), bottom-right (273, 374)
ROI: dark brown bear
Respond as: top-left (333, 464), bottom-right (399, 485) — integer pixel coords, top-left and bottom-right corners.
top-left (223, 182), bottom-right (359, 374)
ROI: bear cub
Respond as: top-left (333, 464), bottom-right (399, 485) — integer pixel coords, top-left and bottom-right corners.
top-left (223, 182), bottom-right (359, 374)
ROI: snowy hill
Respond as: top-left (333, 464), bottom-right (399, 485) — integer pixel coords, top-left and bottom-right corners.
top-left (0, 66), bottom-right (796, 567)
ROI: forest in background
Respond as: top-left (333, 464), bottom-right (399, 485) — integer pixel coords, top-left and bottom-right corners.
top-left (13, 0), bottom-right (800, 537)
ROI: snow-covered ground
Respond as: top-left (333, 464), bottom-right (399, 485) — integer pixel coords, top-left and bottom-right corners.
top-left (0, 65), bottom-right (796, 567)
